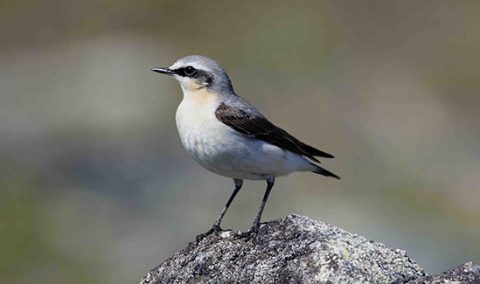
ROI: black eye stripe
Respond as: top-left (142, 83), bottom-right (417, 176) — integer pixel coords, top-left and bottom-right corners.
top-left (174, 66), bottom-right (197, 77)
top-left (173, 67), bottom-right (213, 86)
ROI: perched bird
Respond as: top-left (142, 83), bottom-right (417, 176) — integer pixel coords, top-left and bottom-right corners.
top-left (152, 55), bottom-right (339, 234)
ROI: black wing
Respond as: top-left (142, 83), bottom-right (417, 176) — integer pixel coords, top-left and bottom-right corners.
top-left (215, 103), bottom-right (334, 162)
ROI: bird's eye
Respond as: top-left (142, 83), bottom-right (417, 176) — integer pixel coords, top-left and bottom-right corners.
top-left (184, 66), bottom-right (196, 76)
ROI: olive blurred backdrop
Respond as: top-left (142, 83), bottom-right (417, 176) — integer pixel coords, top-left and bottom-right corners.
top-left (1, 1), bottom-right (480, 283)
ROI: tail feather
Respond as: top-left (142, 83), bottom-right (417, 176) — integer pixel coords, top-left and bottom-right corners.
top-left (301, 143), bottom-right (335, 159)
top-left (311, 163), bottom-right (340, 180)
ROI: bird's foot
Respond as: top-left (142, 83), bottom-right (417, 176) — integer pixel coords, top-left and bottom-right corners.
top-left (236, 223), bottom-right (261, 239)
top-left (211, 224), bottom-right (224, 234)
top-left (250, 220), bottom-right (261, 235)
top-left (237, 230), bottom-right (251, 239)
top-left (195, 224), bottom-right (225, 242)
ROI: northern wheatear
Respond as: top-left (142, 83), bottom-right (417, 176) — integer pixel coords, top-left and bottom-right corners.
top-left (152, 55), bottom-right (339, 234)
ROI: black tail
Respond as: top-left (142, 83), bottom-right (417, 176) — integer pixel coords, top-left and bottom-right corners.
top-left (311, 163), bottom-right (340, 180)
top-left (300, 142), bottom-right (335, 159)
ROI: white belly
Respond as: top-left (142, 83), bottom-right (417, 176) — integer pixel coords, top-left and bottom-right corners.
top-left (175, 95), bottom-right (312, 180)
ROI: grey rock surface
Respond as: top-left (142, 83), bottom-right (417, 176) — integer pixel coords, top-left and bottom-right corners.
top-left (407, 262), bottom-right (480, 283)
top-left (139, 215), bottom-right (427, 283)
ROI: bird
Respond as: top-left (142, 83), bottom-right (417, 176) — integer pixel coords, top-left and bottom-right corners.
top-left (152, 55), bottom-right (339, 234)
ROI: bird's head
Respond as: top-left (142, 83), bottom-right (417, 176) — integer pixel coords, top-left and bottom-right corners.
top-left (152, 55), bottom-right (234, 93)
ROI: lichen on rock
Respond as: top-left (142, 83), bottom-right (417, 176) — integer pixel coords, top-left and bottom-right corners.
top-left (139, 215), bottom-right (428, 283)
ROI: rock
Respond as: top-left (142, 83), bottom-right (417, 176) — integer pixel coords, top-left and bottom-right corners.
top-left (138, 214), bottom-right (427, 283)
top-left (407, 262), bottom-right (480, 283)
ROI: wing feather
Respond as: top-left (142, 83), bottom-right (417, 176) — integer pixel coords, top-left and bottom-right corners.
top-left (215, 103), bottom-right (334, 162)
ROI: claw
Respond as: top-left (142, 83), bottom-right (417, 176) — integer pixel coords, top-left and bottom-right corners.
top-left (250, 225), bottom-right (259, 235)
top-left (212, 224), bottom-right (223, 233)
top-left (236, 230), bottom-right (251, 238)
top-left (195, 224), bottom-right (227, 242)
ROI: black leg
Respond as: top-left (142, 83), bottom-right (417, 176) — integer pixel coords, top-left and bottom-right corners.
top-left (212, 178), bottom-right (243, 231)
top-left (250, 176), bottom-right (275, 233)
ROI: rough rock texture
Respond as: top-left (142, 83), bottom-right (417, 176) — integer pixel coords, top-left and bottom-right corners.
top-left (407, 262), bottom-right (480, 283)
top-left (139, 215), bottom-right (427, 283)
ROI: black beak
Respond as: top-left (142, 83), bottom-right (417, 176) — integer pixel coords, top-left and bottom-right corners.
top-left (151, 67), bottom-right (174, 76)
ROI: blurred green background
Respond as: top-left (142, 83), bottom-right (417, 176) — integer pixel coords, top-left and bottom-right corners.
top-left (1, 1), bottom-right (480, 283)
